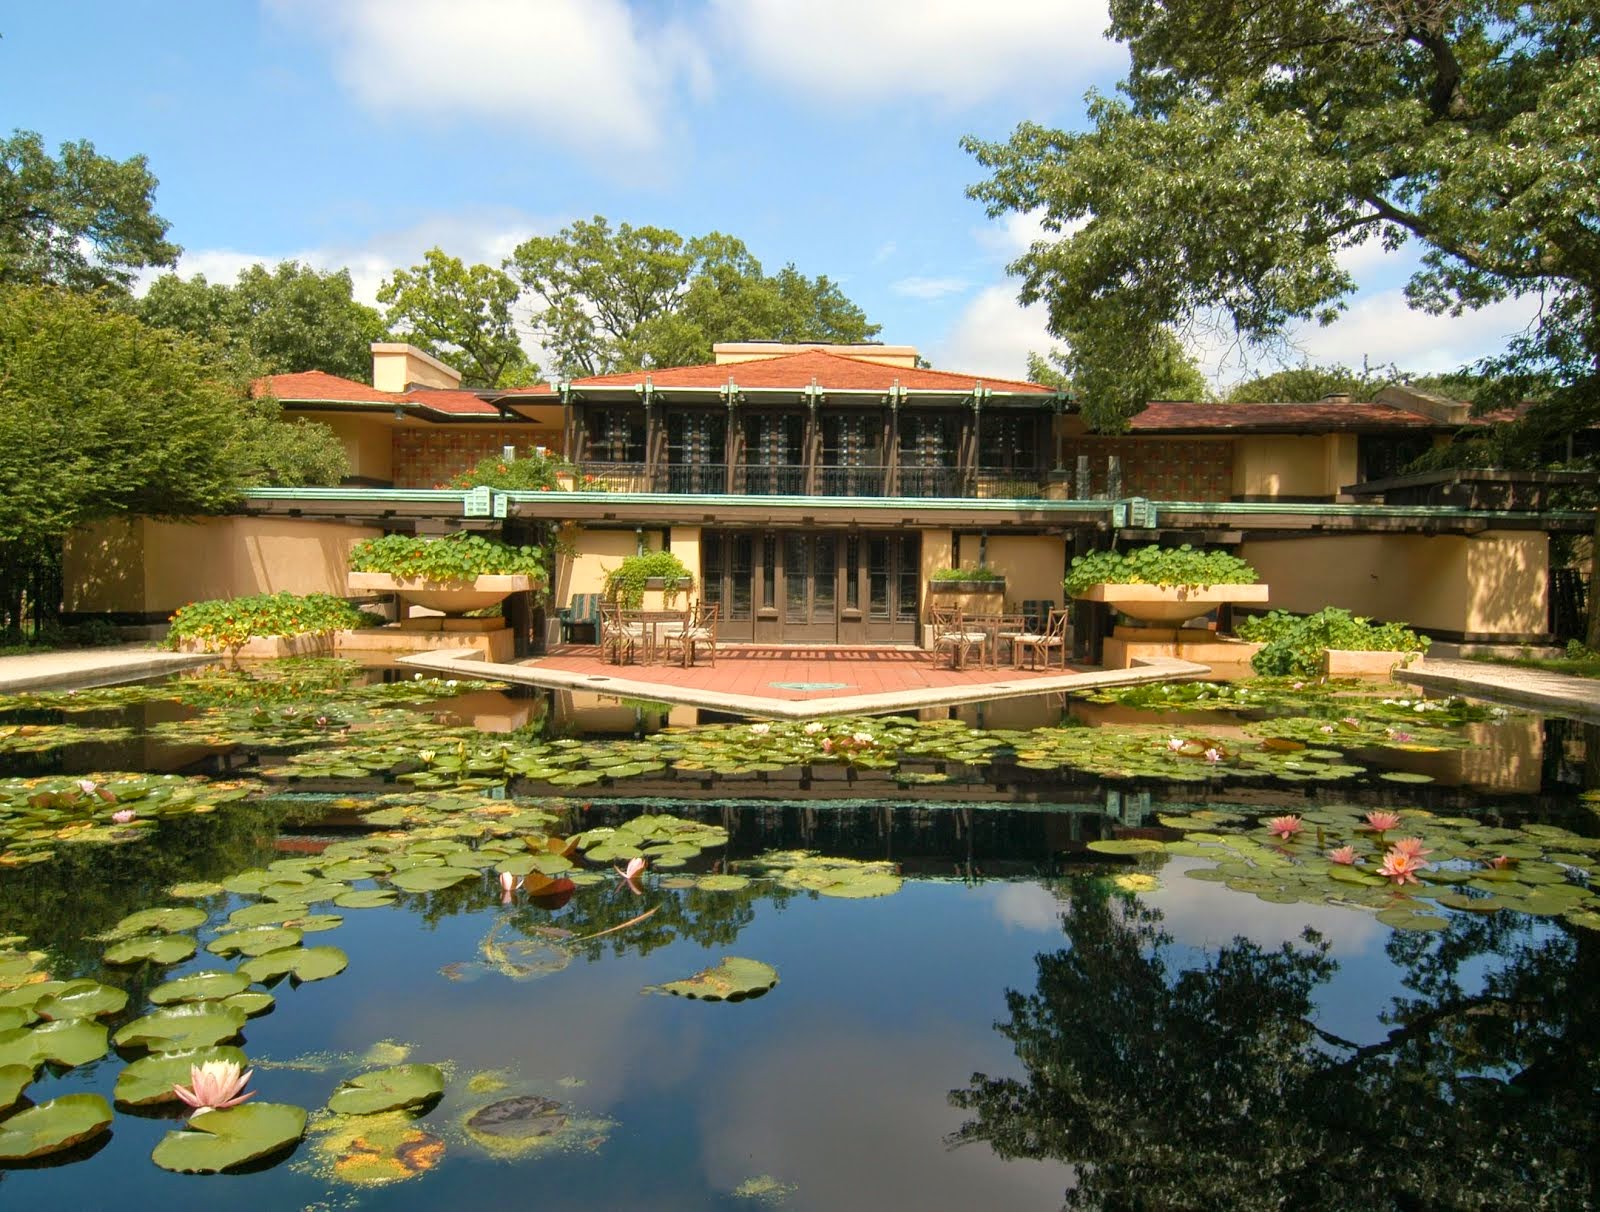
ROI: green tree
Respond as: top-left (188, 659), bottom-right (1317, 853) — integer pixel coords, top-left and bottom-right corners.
top-left (509, 216), bottom-right (879, 376)
top-left (965, 0), bottom-right (1600, 641)
top-left (0, 129), bottom-right (180, 292)
top-left (1225, 362), bottom-right (1391, 403)
top-left (138, 261), bottom-right (390, 382)
top-left (377, 248), bottom-right (538, 389)
top-left (0, 285), bottom-right (347, 550)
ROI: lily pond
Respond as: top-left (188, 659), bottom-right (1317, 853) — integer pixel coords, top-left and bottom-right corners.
top-left (0, 660), bottom-right (1596, 1210)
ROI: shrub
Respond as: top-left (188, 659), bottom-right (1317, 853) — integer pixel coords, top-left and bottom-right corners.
top-left (1238, 607), bottom-right (1430, 676)
top-left (348, 533), bottom-right (546, 581)
top-left (448, 449), bottom-right (563, 492)
top-left (1064, 544), bottom-right (1257, 597)
top-left (602, 551), bottom-right (695, 608)
top-left (166, 592), bottom-right (367, 652)
top-left (930, 566), bottom-right (1005, 583)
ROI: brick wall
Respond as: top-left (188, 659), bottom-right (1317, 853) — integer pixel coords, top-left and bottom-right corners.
top-left (392, 428), bottom-right (549, 488)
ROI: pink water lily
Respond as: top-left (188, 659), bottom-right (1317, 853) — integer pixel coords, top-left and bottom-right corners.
top-left (1327, 845), bottom-right (1359, 865)
top-left (1486, 854), bottom-right (1513, 869)
top-left (111, 809), bottom-right (136, 825)
top-left (173, 1059), bottom-right (255, 1115)
top-left (76, 779), bottom-right (98, 795)
top-left (1365, 811), bottom-right (1403, 833)
top-left (1203, 747), bottom-right (1223, 764)
top-left (498, 870), bottom-right (520, 904)
top-left (1389, 837), bottom-right (1432, 859)
top-left (1167, 737), bottom-right (1185, 752)
top-left (1378, 847), bottom-right (1429, 885)
top-left (1266, 815), bottom-right (1304, 840)
top-left (615, 856), bottom-right (648, 895)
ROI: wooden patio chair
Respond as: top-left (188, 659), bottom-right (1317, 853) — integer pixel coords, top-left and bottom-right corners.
top-left (929, 606), bottom-right (978, 670)
top-left (598, 601), bottom-right (636, 665)
top-left (666, 600), bottom-right (720, 667)
top-left (1013, 607), bottom-right (1071, 671)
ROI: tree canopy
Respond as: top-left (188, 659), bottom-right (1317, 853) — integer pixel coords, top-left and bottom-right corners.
top-left (965, 1), bottom-right (1600, 438)
top-left (377, 248), bottom-right (539, 389)
top-left (0, 129), bottom-right (180, 293)
top-left (509, 216), bottom-right (880, 377)
top-left (0, 285), bottom-right (347, 550)
top-left (137, 261), bottom-right (391, 383)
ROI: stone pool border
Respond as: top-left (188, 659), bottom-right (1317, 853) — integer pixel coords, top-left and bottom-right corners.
top-left (1398, 656), bottom-right (1600, 725)
top-left (0, 645), bottom-right (216, 693)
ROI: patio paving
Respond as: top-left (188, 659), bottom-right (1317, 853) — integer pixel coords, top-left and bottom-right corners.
top-left (397, 642), bottom-right (1212, 719)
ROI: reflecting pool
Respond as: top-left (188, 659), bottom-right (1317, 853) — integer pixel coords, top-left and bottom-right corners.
top-left (0, 661), bottom-right (1595, 1209)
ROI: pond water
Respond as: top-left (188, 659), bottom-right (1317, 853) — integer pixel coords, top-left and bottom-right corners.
top-left (0, 661), bottom-right (1596, 1210)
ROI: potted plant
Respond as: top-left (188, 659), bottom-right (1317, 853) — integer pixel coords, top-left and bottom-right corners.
top-left (166, 592), bottom-right (369, 657)
top-left (347, 533), bottom-right (547, 614)
top-left (602, 550), bottom-right (695, 609)
top-left (1065, 544), bottom-right (1268, 623)
top-left (1237, 607), bottom-right (1430, 677)
top-left (928, 566), bottom-right (1007, 594)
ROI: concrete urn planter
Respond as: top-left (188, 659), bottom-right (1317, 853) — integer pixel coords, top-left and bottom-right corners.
top-left (1074, 582), bottom-right (1271, 624)
top-left (347, 572), bottom-right (539, 615)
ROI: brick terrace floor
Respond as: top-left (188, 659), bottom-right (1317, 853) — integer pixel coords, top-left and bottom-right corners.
top-left (534, 644), bottom-right (1085, 702)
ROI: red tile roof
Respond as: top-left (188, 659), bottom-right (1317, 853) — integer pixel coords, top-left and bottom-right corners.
top-left (256, 370), bottom-right (395, 404)
top-left (1128, 400), bottom-right (1448, 432)
top-left (567, 349), bottom-right (1055, 394)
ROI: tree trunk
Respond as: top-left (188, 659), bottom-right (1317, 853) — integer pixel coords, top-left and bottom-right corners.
top-left (1587, 508), bottom-right (1600, 652)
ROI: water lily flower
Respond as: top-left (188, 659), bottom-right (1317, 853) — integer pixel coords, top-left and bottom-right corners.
top-left (1291, 681), bottom-right (1305, 690)
top-left (499, 870), bottom-right (519, 904)
top-left (1389, 836), bottom-right (1432, 859)
top-left (1266, 815), bottom-right (1304, 839)
top-left (1203, 747), bottom-right (1223, 763)
top-left (1378, 847), bottom-right (1429, 885)
top-left (1328, 845), bottom-right (1359, 865)
top-left (749, 723), bottom-right (771, 735)
top-left (1389, 730), bottom-right (1414, 743)
top-left (1167, 737), bottom-right (1185, 752)
top-left (1365, 811), bottom-right (1402, 833)
top-left (1341, 716), bottom-right (1361, 727)
top-left (852, 731), bottom-right (874, 746)
top-left (615, 856), bottom-right (648, 895)
top-left (804, 722), bottom-right (824, 734)
top-left (1486, 854), bottom-right (1513, 869)
top-left (417, 749), bottom-right (436, 764)
top-left (76, 779), bottom-right (97, 795)
top-left (1319, 725), bottom-right (1335, 735)
top-left (173, 1059), bottom-right (255, 1115)
top-left (819, 738), bottom-right (834, 753)
top-left (111, 809), bottom-right (136, 825)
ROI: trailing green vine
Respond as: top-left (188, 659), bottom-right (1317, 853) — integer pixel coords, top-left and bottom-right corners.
top-left (602, 551), bottom-right (695, 608)
top-left (930, 566), bottom-right (1005, 583)
top-left (1064, 544), bottom-right (1258, 596)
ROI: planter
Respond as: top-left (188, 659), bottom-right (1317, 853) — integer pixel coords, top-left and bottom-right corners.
top-left (1322, 648), bottom-right (1423, 677)
top-left (348, 572), bottom-right (538, 615)
top-left (1074, 582), bottom-right (1270, 624)
top-left (928, 579), bottom-right (1007, 594)
top-left (175, 633), bottom-right (339, 659)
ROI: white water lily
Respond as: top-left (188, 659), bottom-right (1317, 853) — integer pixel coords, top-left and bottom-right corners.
top-left (749, 723), bottom-right (771, 735)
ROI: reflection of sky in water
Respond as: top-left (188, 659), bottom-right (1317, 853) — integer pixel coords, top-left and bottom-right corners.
top-left (0, 858), bottom-right (1579, 1208)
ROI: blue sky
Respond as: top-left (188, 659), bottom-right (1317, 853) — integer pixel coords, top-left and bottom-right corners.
top-left (2, 1), bottom-right (1537, 386)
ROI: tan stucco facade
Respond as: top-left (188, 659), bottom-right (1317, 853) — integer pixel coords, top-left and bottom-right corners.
top-left (65, 517), bottom-right (380, 616)
top-left (370, 343), bottom-right (463, 392)
top-left (308, 413), bottom-right (395, 483)
top-left (1231, 434), bottom-right (1357, 498)
top-left (984, 535), bottom-right (1066, 605)
top-left (1239, 530), bottom-right (1548, 638)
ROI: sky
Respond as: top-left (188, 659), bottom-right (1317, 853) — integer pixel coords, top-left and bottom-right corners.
top-left (1, 0), bottom-right (1541, 388)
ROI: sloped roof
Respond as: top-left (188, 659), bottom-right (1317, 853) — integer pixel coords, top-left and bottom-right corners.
top-left (259, 371), bottom-right (553, 417)
top-left (566, 349), bottom-right (1054, 395)
top-left (1128, 400), bottom-right (1449, 433)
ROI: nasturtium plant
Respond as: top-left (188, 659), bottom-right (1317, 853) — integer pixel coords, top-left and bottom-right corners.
top-left (348, 532), bottom-right (546, 580)
top-left (1064, 543), bottom-right (1257, 596)
top-left (166, 592), bottom-right (370, 652)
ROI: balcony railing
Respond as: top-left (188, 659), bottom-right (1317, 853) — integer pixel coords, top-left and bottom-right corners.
top-left (975, 469), bottom-right (1046, 499)
top-left (897, 466), bottom-right (961, 497)
top-left (572, 461), bottom-right (1042, 499)
top-left (817, 465), bottom-right (887, 497)
top-left (657, 463), bottom-right (729, 494)
top-left (578, 462), bottom-right (650, 491)
top-left (734, 464), bottom-right (807, 495)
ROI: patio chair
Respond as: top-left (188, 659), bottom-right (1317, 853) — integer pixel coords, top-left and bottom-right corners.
top-left (598, 601), bottom-right (637, 665)
top-left (1013, 607), bottom-right (1071, 671)
top-left (930, 606), bottom-right (978, 670)
top-left (558, 592), bottom-right (604, 644)
top-left (665, 600), bottom-right (719, 667)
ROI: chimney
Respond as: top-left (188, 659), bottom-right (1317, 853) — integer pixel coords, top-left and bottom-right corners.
top-left (371, 343), bottom-right (462, 392)
top-left (1322, 392), bottom-right (1353, 405)
top-left (1375, 384), bottom-right (1470, 424)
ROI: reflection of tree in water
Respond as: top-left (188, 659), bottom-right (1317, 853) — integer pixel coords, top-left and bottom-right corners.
top-left (949, 884), bottom-right (1598, 1210)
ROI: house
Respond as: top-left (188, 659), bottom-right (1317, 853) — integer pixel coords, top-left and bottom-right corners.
top-left (62, 341), bottom-right (1587, 652)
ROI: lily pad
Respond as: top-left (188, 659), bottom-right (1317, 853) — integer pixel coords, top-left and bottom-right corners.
top-left (1087, 838), bottom-right (1168, 855)
top-left (0, 1063), bottom-right (30, 1112)
top-left (389, 866), bottom-right (473, 894)
top-left (0, 1018), bottom-right (109, 1068)
top-left (465, 1094), bottom-right (568, 1140)
top-left (208, 926), bottom-right (303, 957)
top-left (327, 1063), bottom-right (446, 1116)
top-left (114, 1045), bottom-right (251, 1107)
top-left (35, 982), bottom-right (128, 1020)
top-left (644, 956), bottom-right (778, 1002)
top-left (238, 945), bottom-right (349, 984)
top-left (101, 906), bottom-right (208, 940)
top-left (333, 889), bottom-right (397, 909)
top-left (114, 1003), bottom-right (248, 1052)
top-left (695, 874), bottom-right (753, 892)
top-left (0, 1093), bottom-right (113, 1161)
top-left (104, 933), bottom-right (197, 966)
top-left (151, 1102), bottom-right (307, 1173)
top-left (149, 971), bottom-right (251, 1005)
top-left (167, 881), bottom-right (226, 899)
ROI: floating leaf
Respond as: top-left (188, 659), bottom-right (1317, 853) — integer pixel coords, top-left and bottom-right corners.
top-left (166, 881), bottom-right (226, 899)
top-left (644, 957), bottom-right (778, 1002)
top-left (1379, 771), bottom-right (1435, 784)
top-left (104, 933), bottom-right (197, 966)
top-left (0, 1093), bottom-right (113, 1161)
top-left (35, 982), bottom-right (127, 1020)
top-left (695, 874), bottom-right (752, 892)
top-left (306, 1109), bottom-right (446, 1187)
top-left (151, 1102), bottom-right (307, 1173)
top-left (389, 867), bottom-right (473, 893)
top-left (1087, 839), bottom-right (1167, 856)
top-left (0, 1018), bottom-right (108, 1068)
top-left (149, 971), bottom-right (251, 1005)
top-left (327, 1064), bottom-right (446, 1116)
top-left (101, 906), bottom-right (208, 940)
top-left (0, 1063), bottom-right (29, 1112)
top-left (333, 889), bottom-right (397, 909)
top-left (114, 1003), bottom-right (248, 1052)
top-left (208, 926), bottom-right (303, 957)
top-left (114, 1045), bottom-right (251, 1107)
top-left (238, 945), bottom-right (348, 984)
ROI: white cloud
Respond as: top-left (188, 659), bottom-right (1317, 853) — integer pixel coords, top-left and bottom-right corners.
top-left (929, 283), bottom-right (1054, 378)
top-left (272, 0), bottom-right (709, 154)
top-left (872, 240), bottom-right (898, 264)
top-left (891, 275), bottom-right (970, 300)
top-left (972, 208), bottom-right (1064, 258)
top-left (1291, 289), bottom-right (1542, 376)
top-left (713, 0), bottom-right (1120, 106)
top-left (984, 881), bottom-right (1066, 932)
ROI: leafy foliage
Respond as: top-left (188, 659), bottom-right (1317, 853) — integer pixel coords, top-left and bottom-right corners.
top-left (1238, 608), bottom-right (1429, 677)
top-left (601, 550), bottom-right (695, 607)
top-left (1064, 544), bottom-right (1258, 596)
top-left (509, 216), bottom-right (879, 377)
top-left (377, 248), bottom-right (539, 389)
top-left (1225, 361), bottom-right (1393, 404)
top-left (137, 261), bottom-right (390, 382)
top-left (448, 450), bottom-right (563, 492)
top-left (930, 566), bottom-right (1005, 583)
top-left (348, 533), bottom-right (546, 580)
top-left (165, 593), bottom-right (370, 653)
top-left (0, 130), bottom-right (179, 293)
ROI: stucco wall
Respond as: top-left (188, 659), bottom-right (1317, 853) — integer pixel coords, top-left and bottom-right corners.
top-left (984, 535), bottom-right (1066, 606)
top-left (920, 529), bottom-right (954, 587)
top-left (1231, 434), bottom-right (1355, 498)
top-left (1239, 530), bottom-right (1548, 637)
top-left (554, 527), bottom-right (659, 607)
top-left (306, 413), bottom-right (394, 483)
top-left (65, 517), bottom-right (381, 615)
